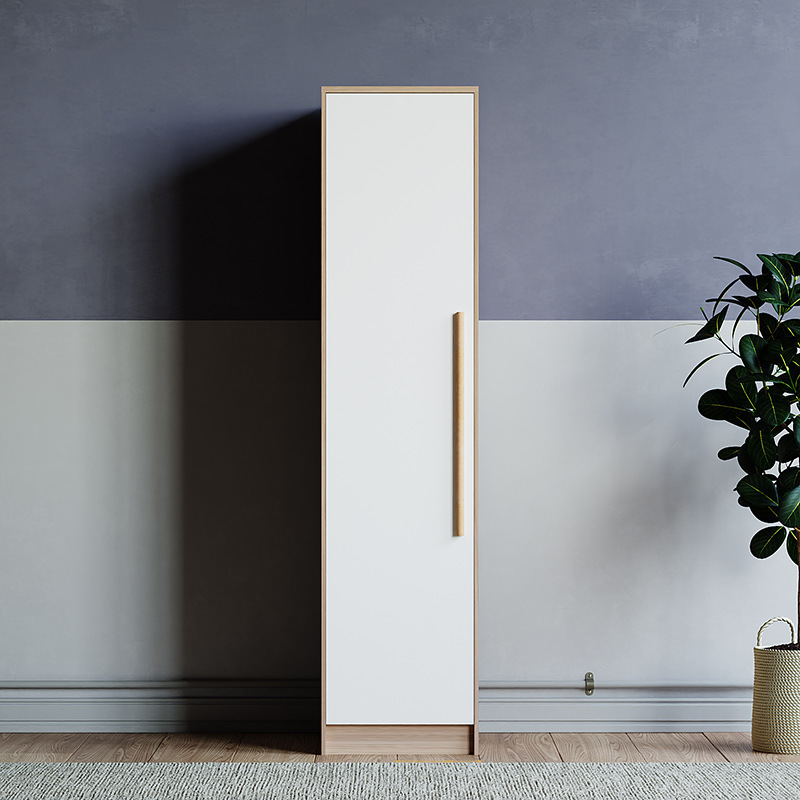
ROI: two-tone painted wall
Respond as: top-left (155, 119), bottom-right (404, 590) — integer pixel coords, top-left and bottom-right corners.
top-left (2, 0), bottom-right (800, 731)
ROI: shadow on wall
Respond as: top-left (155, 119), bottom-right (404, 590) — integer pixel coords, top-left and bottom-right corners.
top-left (176, 113), bottom-right (321, 320)
top-left (174, 113), bottom-right (321, 726)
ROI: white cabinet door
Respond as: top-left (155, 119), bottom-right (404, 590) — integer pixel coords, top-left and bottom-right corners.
top-left (323, 89), bottom-right (477, 747)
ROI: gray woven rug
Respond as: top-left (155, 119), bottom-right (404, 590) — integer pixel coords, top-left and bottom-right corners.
top-left (1, 762), bottom-right (799, 800)
top-left (0, 763), bottom-right (800, 800)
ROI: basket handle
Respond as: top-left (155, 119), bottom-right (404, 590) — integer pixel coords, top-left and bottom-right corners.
top-left (756, 616), bottom-right (797, 647)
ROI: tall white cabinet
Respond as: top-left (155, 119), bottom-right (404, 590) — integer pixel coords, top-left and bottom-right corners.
top-left (322, 87), bottom-right (478, 755)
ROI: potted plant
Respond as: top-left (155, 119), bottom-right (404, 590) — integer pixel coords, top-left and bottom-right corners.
top-left (686, 251), bottom-right (800, 753)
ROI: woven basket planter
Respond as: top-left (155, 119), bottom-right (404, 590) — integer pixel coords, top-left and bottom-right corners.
top-left (752, 617), bottom-right (800, 754)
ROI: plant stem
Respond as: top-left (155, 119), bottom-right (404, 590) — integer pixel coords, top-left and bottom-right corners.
top-left (713, 332), bottom-right (738, 356)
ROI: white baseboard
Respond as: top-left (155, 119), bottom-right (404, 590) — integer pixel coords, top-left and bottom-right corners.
top-left (0, 681), bottom-right (319, 733)
top-left (478, 683), bottom-right (753, 732)
top-left (0, 681), bottom-right (753, 733)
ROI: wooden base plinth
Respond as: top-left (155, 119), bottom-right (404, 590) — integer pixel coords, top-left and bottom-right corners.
top-left (323, 724), bottom-right (474, 755)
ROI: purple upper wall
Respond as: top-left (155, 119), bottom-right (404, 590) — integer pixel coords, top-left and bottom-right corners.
top-left (2, 0), bottom-right (800, 319)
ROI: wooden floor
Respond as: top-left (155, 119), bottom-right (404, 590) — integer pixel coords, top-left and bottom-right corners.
top-left (1, 732), bottom-right (799, 763)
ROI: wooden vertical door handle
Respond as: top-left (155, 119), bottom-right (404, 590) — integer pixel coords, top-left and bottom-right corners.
top-left (453, 312), bottom-right (465, 537)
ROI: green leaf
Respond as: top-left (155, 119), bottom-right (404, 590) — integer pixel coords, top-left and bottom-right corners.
top-left (766, 299), bottom-right (794, 314)
top-left (741, 273), bottom-right (770, 292)
top-left (752, 505), bottom-right (781, 523)
top-left (714, 256), bottom-right (752, 274)
top-left (757, 283), bottom-right (787, 308)
top-left (778, 467), bottom-right (800, 494)
top-left (685, 306), bottom-right (729, 343)
top-left (682, 353), bottom-right (723, 388)
top-left (777, 435), bottom-right (800, 463)
top-left (788, 530), bottom-right (799, 565)
top-left (741, 372), bottom-right (779, 383)
top-left (761, 345), bottom-right (796, 381)
top-left (746, 427), bottom-right (778, 470)
top-left (725, 366), bottom-right (758, 409)
top-left (794, 418), bottom-right (800, 446)
top-left (759, 313), bottom-right (781, 340)
top-left (755, 386), bottom-right (791, 426)
top-left (737, 473), bottom-right (778, 507)
top-left (783, 320), bottom-right (800, 341)
top-left (740, 334), bottom-right (770, 374)
top-left (764, 341), bottom-right (796, 372)
top-left (717, 446), bottom-right (740, 461)
top-left (698, 389), bottom-right (754, 429)
top-left (773, 322), bottom-right (799, 346)
top-left (767, 376), bottom-right (795, 394)
top-left (785, 289), bottom-right (800, 312)
top-left (777, 253), bottom-right (800, 278)
top-left (710, 296), bottom-right (755, 309)
top-left (750, 526), bottom-right (787, 558)
top-left (738, 446), bottom-right (760, 474)
top-left (778, 485), bottom-right (800, 527)
top-left (758, 254), bottom-right (793, 297)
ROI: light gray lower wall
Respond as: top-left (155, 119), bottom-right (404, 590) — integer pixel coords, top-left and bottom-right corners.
top-left (0, 321), bottom-right (321, 683)
top-left (479, 321), bottom-right (794, 693)
top-left (1, 321), bottom-right (183, 680)
top-left (0, 320), bottom-right (791, 730)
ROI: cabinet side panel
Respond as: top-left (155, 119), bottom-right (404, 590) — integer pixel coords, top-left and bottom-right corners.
top-left (325, 92), bottom-right (474, 725)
